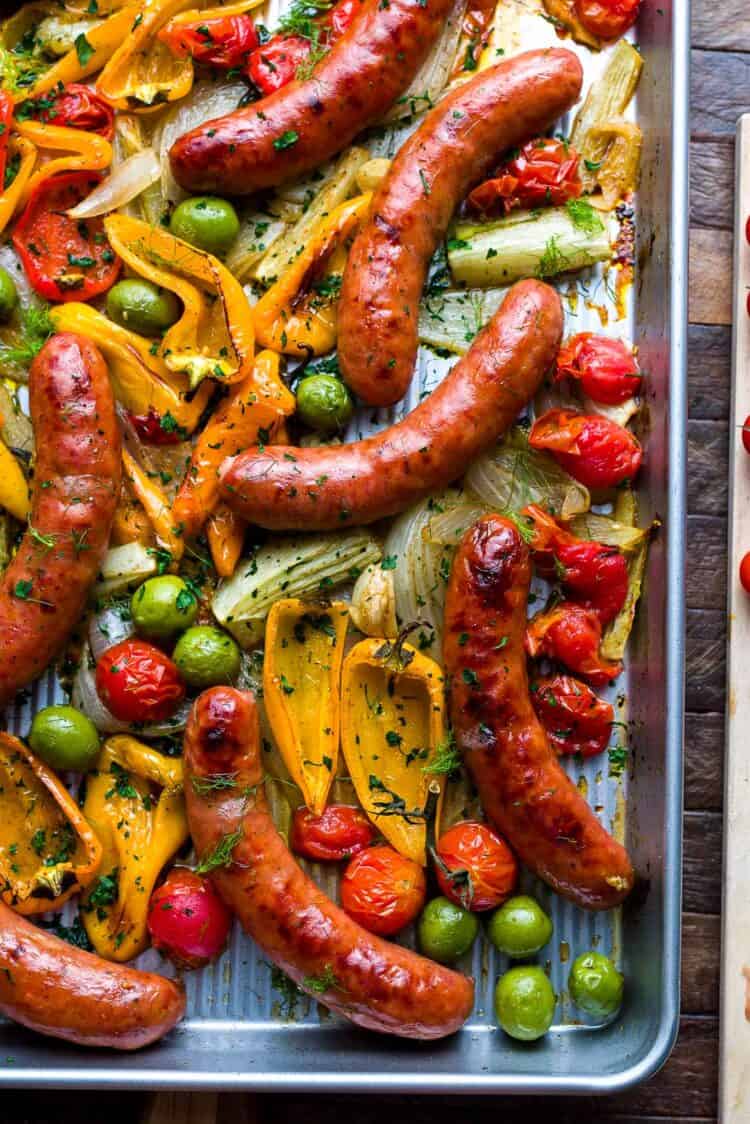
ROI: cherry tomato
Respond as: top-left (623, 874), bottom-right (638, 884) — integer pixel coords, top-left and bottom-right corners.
top-left (247, 34), bottom-right (312, 94)
top-left (95, 638), bottom-right (185, 724)
top-left (290, 804), bottom-right (377, 862)
top-left (526, 602), bottom-right (622, 686)
top-left (555, 333), bottom-right (642, 406)
top-left (574, 0), bottom-right (640, 40)
top-left (148, 868), bottom-right (232, 968)
top-left (435, 822), bottom-right (517, 912)
top-left (740, 552), bottom-right (750, 595)
top-left (158, 14), bottom-right (258, 70)
top-left (126, 408), bottom-right (186, 446)
top-left (529, 409), bottom-right (642, 489)
top-left (0, 91), bottom-right (14, 189)
top-left (531, 674), bottom-right (614, 758)
top-left (468, 137), bottom-right (582, 216)
top-left (19, 84), bottom-right (114, 139)
top-left (341, 844), bottom-right (426, 936)
top-left (13, 172), bottom-right (121, 303)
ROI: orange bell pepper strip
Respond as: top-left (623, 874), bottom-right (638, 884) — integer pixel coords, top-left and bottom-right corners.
top-left (206, 503), bottom-right (246, 578)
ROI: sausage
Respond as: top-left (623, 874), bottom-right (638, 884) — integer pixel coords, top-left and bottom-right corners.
top-left (0, 900), bottom-right (185, 1049)
top-left (220, 279), bottom-right (562, 531)
top-left (338, 49), bottom-right (584, 406)
top-left (183, 687), bottom-right (474, 1040)
top-left (169, 0), bottom-right (455, 196)
top-left (0, 334), bottom-right (121, 709)
top-left (443, 515), bottom-right (634, 911)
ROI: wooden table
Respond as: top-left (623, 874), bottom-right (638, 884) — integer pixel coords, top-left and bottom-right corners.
top-left (1, 2), bottom-right (736, 1120)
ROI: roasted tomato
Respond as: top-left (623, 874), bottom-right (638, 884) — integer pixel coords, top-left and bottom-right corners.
top-left (434, 822), bottom-right (517, 912)
top-left (531, 673), bottom-right (614, 758)
top-left (246, 34), bottom-right (313, 94)
top-left (148, 868), bottom-right (232, 968)
top-left (13, 172), bottom-right (121, 303)
top-left (467, 137), bottom-right (582, 216)
top-left (158, 14), bottom-right (259, 70)
top-left (0, 91), bottom-right (14, 188)
top-left (291, 804), bottom-right (377, 862)
top-left (555, 333), bottom-right (642, 406)
top-left (341, 844), bottom-right (426, 936)
top-left (741, 552), bottom-right (750, 595)
top-left (19, 84), bottom-right (115, 139)
top-left (126, 409), bottom-right (186, 446)
top-left (95, 639), bottom-right (185, 724)
top-left (574, 0), bottom-right (640, 41)
top-left (526, 601), bottom-right (622, 686)
top-left (529, 409), bottom-right (642, 489)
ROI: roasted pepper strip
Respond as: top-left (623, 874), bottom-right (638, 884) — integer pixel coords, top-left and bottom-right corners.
top-left (14, 120), bottom-right (112, 205)
top-left (341, 639), bottom-right (446, 866)
top-left (122, 448), bottom-right (183, 561)
top-left (0, 732), bottom-right (102, 915)
top-left (171, 349), bottom-right (294, 538)
top-left (81, 736), bottom-right (188, 962)
top-left (104, 214), bottom-right (254, 389)
top-left (206, 503), bottom-right (245, 578)
top-left (0, 136), bottom-right (37, 235)
top-left (254, 193), bottom-right (371, 358)
top-left (263, 599), bottom-right (349, 816)
top-left (96, 0), bottom-right (196, 111)
top-left (49, 301), bottom-right (213, 433)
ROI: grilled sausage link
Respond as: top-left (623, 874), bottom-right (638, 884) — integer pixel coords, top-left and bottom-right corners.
top-left (443, 515), bottom-right (634, 911)
top-left (0, 900), bottom-right (185, 1049)
top-left (0, 333), bottom-right (121, 709)
top-left (220, 280), bottom-right (562, 530)
top-left (338, 49), bottom-right (583, 406)
top-left (184, 687), bottom-right (474, 1039)
top-left (169, 0), bottom-right (455, 195)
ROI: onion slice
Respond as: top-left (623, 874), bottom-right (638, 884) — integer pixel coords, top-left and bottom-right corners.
top-left (67, 149), bottom-right (161, 219)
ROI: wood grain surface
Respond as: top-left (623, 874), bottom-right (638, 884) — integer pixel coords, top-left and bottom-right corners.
top-left (2, 2), bottom-right (736, 1120)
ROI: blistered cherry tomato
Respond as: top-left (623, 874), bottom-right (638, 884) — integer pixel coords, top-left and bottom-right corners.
top-left (20, 83), bottom-right (114, 139)
top-left (148, 868), bottom-right (232, 968)
top-left (574, 0), bottom-right (640, 40)
top-left (740, 552), bottom-right (750, 595)
top-left (290, 804), bottom-right (377, 862)
top-left (529, 409), bottom-right (642, 489)
top-left (435, 822), bottom-right (517, 912)
top-left (247, 34), bottom-right (312, 94)
top-left (95, 638), bottom-right (185, 723)
top-left (555, 333), bottom-right (642, 406)
top-left (159, 13), bottom-right (258, 69)
top-left (468, 137), bottom-right (582, 216)
top-left (341, 844), bottom-right (426, 936)
top-left (531, 674), bottom-right (614, 758)
top-left (526, 602), bottom-right (622, 686)
top-left (126, 408), bottom-right (185, 445)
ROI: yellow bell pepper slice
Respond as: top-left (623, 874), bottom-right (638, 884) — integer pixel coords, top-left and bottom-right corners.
top-left (104, 214), bottom-right (255, 389)
top-left (19, 4), bottom-right (141, 101)
top-left (254, 193), bottom-right (371, 358)
top-left (97, 0), bottom-right (195, 111)
top-left (263, 599), bottom-right (350, 816)
top-left (341, 639), bottom-right (446, 865)
top-left (122, 448), bottom-right (184, 562)
top-left (14, 121), bottom-right (112, 207)
top-left (81, 737), bottom-right (188, 962)
top-left (0, 433), bottom-right (30, 521)
top-left (0, 732), bottom-right (102, 915)
top-left (0, 136), bottom-right (37, 234)
top-left (50, 301), bottom-right (213, 433)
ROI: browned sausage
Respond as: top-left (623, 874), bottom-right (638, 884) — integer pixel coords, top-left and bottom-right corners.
top-left (220, 280), bottom-right (562, 530)
top-left (0, 900), bottom-right (185, 1049)
top-left (183, 687), bottom-right (474, 1040)
top-left (0, 334), bottom-right (121, 709)
top-left (443, 514), bottom-right (634, 911)
top-left (338, 49), bottom-right (584, 407)
top-left (169, 0), bottom-right (455, 196)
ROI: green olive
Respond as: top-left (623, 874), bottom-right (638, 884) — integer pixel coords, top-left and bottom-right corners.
top-left (417, 896), bottom-right (479, 964)
top-left (296, 374), bottom-right (353, 434)
top-left (568, 951), bottom-right (624, 1020)
top-left (172, 625), bottom-right (241, 689)
top-left (169, 196), bottom-right (240, 256)
top-left (131, 575), bottom-right (198, 639)
top-left (28, 705), bottom-right (100, 773)
top-left (494, 965), bottom-right (556, 1042)
top-left (106, 279), bottom-right (181, 337)
top-left (487, 895), bottom-right (553, 959)
top-left (0, 266), bottom-right (19, 323)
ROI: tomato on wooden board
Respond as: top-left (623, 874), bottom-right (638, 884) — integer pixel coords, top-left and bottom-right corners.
top-left (529, 408), bottom-right (642, 489)
top-left (148, 868), bottom-right (232, 968)
top-left (555, 333), bottom-right (642, 406)
top-left (158, 14), bottom-right (259, 70)
top-left (526, 601), bottom-right (622, 686)
top-left (740, 553), bottom-right (750, 595)
top-left (18, 84), bottom-right (115, 139)
top-left (95, 638), bottom-right (185, 724)
top-left (0, 91), bottom-right (14, 190)
top-left (531, 674), bottom-right (614, 758)
top-left (341, 844), bottom-right (426, 936)
top-left (467, 137), bottom-right (582, 216)
top-left (246, 34), bottom-right (312, 94)
top-left (574, 0), bottom-right (640, 40)
top-left (13, 172), bottom-right (121, 303)
top-left (290, 805), bottom-right (377, 862)
top-left (434, 822), bottom-right (517, 912)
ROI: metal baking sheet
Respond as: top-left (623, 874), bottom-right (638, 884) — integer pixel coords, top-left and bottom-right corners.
top-left (0, 0), bottom-right (689, 1094)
